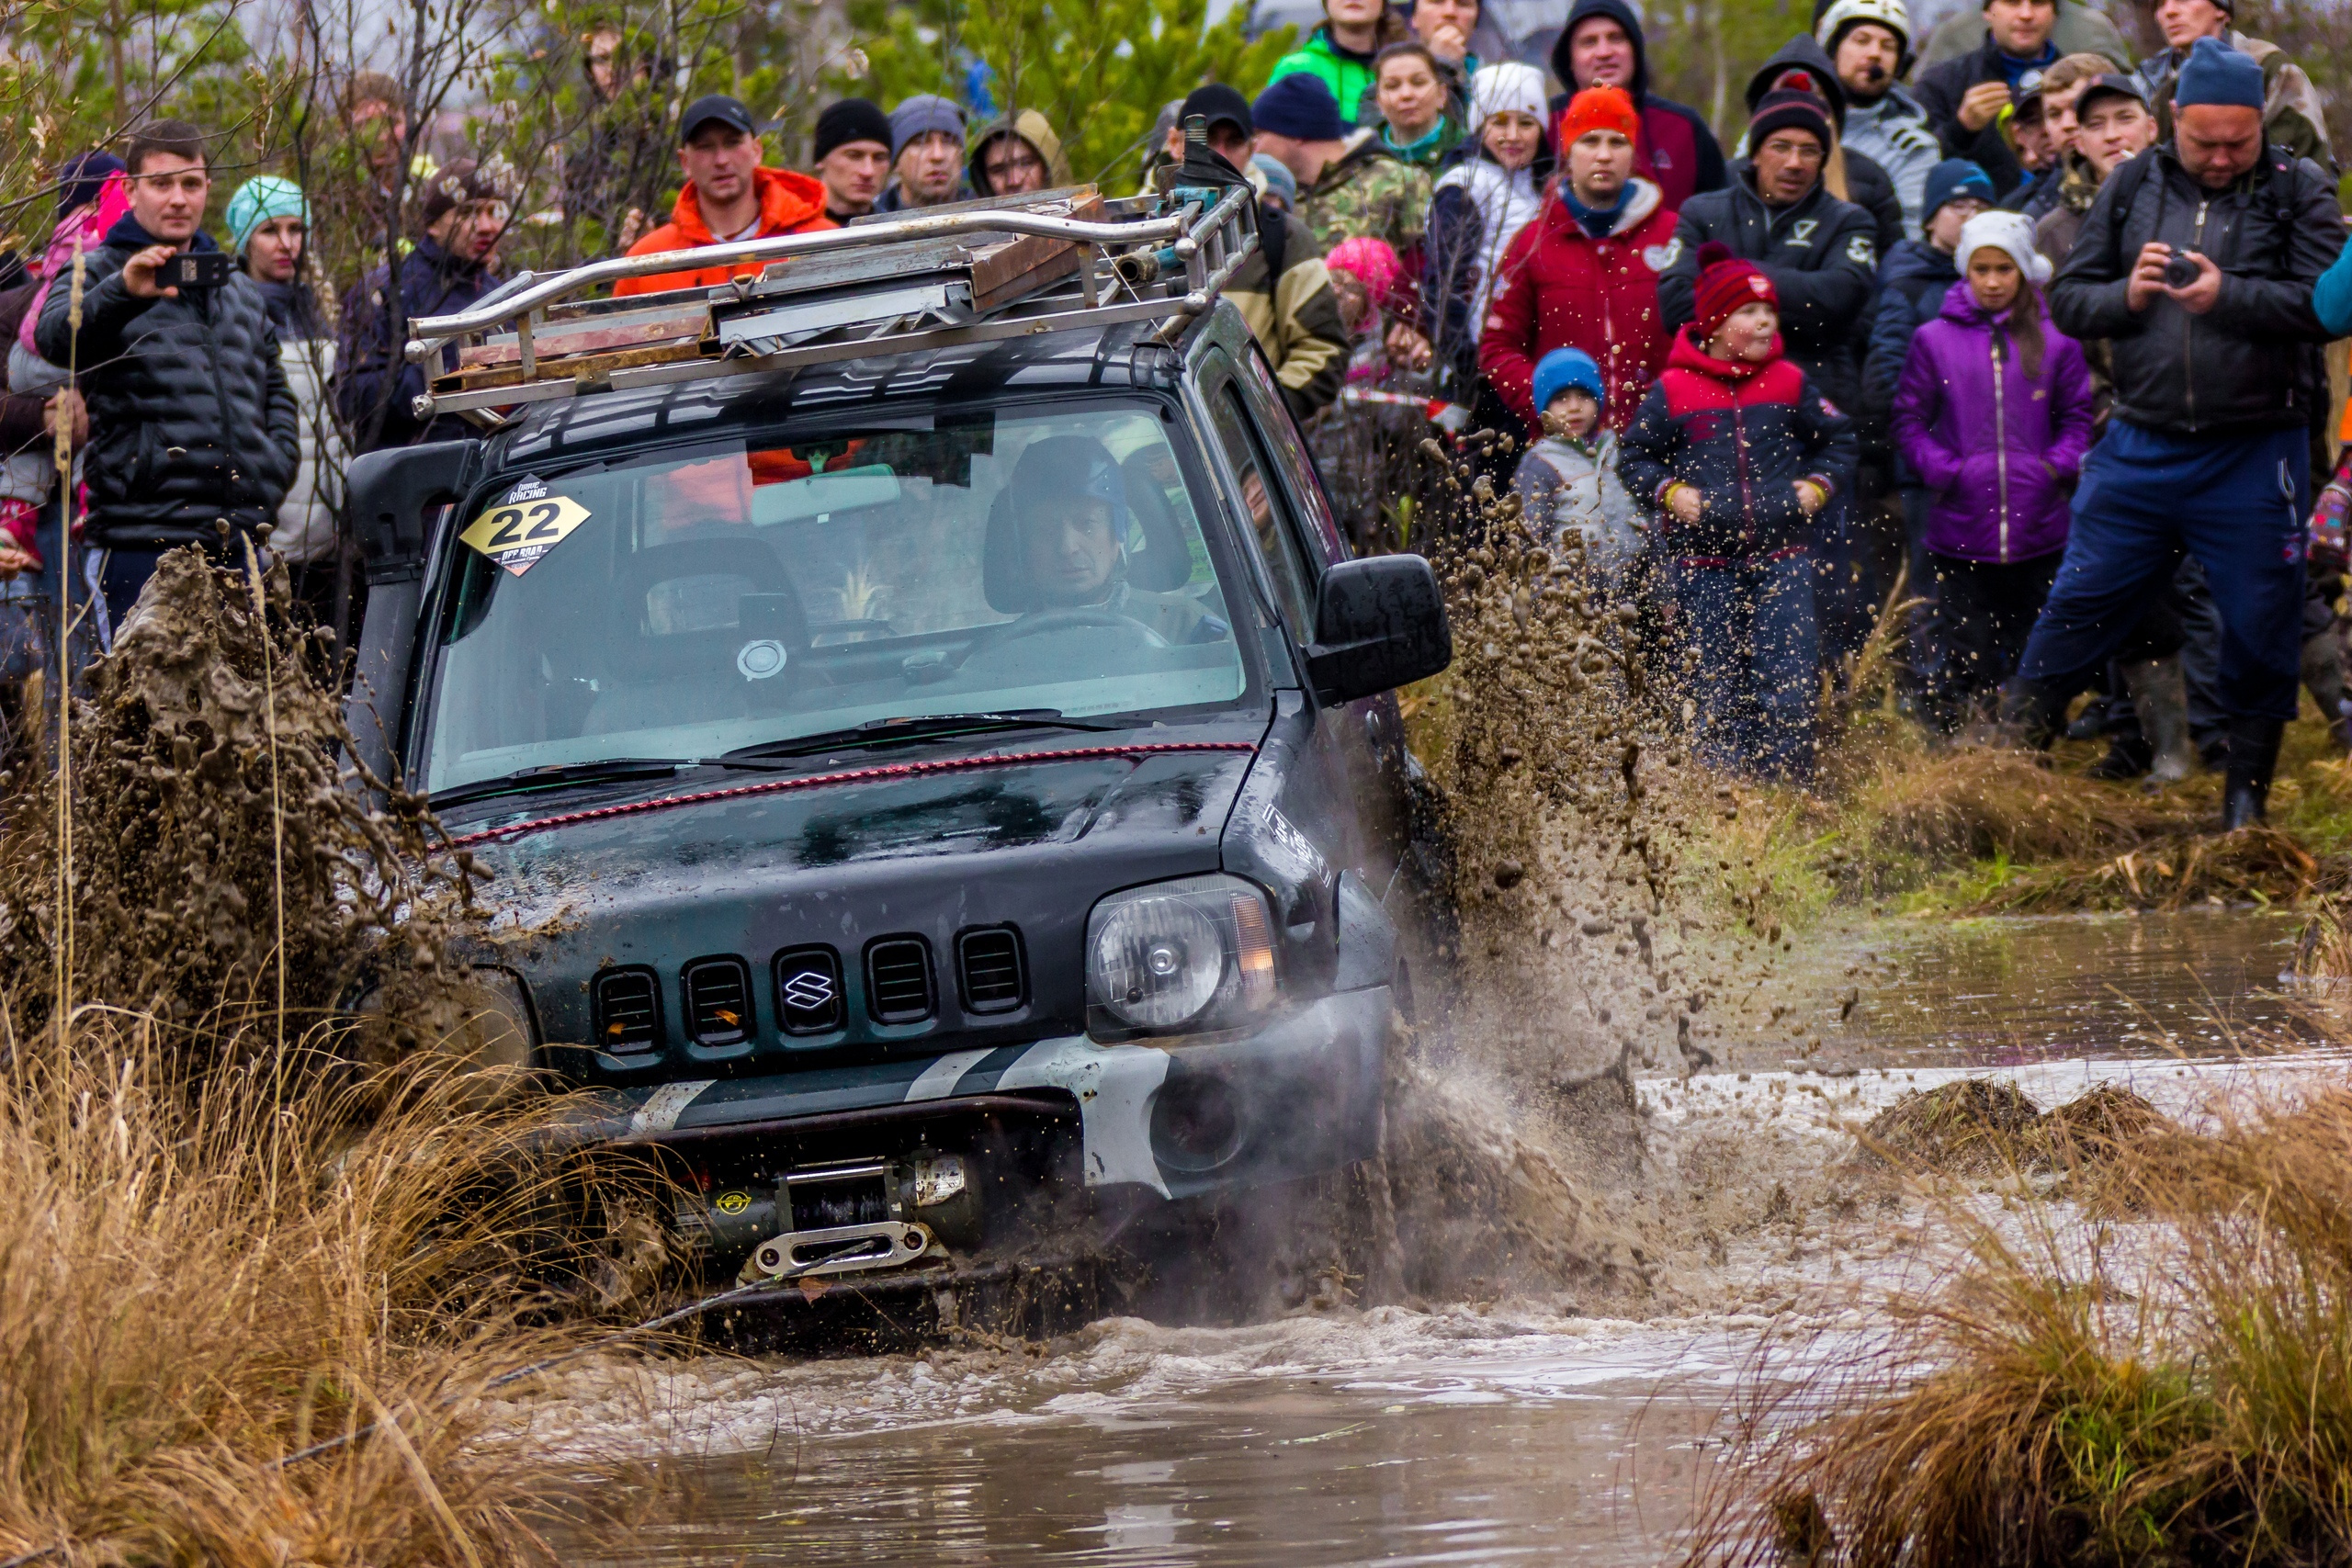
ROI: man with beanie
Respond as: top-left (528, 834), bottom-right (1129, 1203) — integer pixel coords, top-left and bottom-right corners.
top-left (1254, 73), bottom-right (1431, 258)
top-left (613, 95), bottom-right (831, 298)
top-left (809, 98), bottom-right (894, 221)
top-left (1816, 0), bottom-right (1941, 237)
top-left (1548, 0), bottom-right (1724, 211)
top-left (1480, 84), bottom-right (1677, 437)
top-left (2011, 37), bottom-right (2347, 828)
top-left (876, 95), bottom-right (969, 213)
top-left (36, 120), bottom-right (297, 631)
top-left (1915, 0), bottom-right (2062, 197)
top-left (1740, 38), bottom-right (1906, 257)
top-left (1168, 85), bottom-right (1350, 422)
top-left (2132, 0), bottom-right (2331, 171)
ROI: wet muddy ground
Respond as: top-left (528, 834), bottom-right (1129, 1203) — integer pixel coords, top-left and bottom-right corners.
top-left (536, 909), bottom-right (2324, 1565)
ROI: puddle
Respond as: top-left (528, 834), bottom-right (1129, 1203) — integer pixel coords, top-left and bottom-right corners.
top-left (536, 907), bottom-right (2334, 1565)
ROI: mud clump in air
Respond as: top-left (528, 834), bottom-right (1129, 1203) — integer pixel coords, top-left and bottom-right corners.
top-left (0, 548), bottom-right (480, 1057)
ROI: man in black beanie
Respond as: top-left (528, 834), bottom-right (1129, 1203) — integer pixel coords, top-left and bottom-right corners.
top-left (811, 97), bottom-right (893, 221)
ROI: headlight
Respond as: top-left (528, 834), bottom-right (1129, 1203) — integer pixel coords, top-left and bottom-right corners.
top-left (1086, 874), bottom-right (1277, 1038)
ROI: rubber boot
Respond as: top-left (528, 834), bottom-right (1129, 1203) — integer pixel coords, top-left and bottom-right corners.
top-left (2221, 715), bottom-right (2286, 831)
top-left (1996, 679), bottom-right (2072, 751)
top-left (2121, 657), bottom-right (2196, 784)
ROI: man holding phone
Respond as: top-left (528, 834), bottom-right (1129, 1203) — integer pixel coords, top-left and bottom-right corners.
top-left (34, 118), bottom-right (297, 635)
top-left (2004, 39), bottom-right (2345, 829)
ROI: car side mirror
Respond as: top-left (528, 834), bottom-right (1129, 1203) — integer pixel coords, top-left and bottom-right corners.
top-left (1302, 554), bottom-right (1453, 706)
top-left (347, 438), bottom-right (482, 584)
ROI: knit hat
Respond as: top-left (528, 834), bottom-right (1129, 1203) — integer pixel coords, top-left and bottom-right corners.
top-left (1326, 234), bottom-right (1410, 314)
top-left (1921, 157), bottom-right (1995, 220)
top-left (1957, 209), bottom-right (2052, 285)
top-left (225, 175), bottom-right (308, 254)
top-left (1557, 84), bottom-right (1641, 144)
top-left (417, 158), bottom-right (514, 230)
top-left (1467, 62), bottom-right (1548, 134)
top-left (889, 93), bottom-right (967, 158)
top-left (54, 150), bottom-right (125, 219)
top-left (2173, 35), bottom-right (2263, 110)
top-left (1691, 241), bottom-right (1778, 338)
top-left (1532, 347), bottom-right (1606, 412)
top-left (1252, 72), bottom-right (1349, 142)
top-left (813, 97), bottom-right (892, 162)
top-left (1748, 85), bottom-right (1834, 151)
top-left (1250, 152), bottom-right (1298, 206)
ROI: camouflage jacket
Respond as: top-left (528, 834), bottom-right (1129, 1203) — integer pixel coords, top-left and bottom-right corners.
top-left (1300, 132), bottom-right (1434, 256)
top-left (2140, 30), bottom-right (2335, 175)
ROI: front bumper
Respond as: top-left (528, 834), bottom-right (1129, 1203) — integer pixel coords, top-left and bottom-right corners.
top-left (596, 986), bottom-right (1392, 1201)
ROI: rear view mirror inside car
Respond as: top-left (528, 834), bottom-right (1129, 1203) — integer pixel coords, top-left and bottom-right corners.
top-left (752, 467), bottom-right (902, 527)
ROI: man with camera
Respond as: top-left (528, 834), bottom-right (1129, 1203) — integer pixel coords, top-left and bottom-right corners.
top-left (34, 119), bottom-right (297, 634)
top-left (2006, 39), bottom-right (2345, 829)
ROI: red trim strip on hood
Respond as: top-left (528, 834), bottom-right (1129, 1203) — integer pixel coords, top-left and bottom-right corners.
top-left (441, 741), bottom-right (1259, 851)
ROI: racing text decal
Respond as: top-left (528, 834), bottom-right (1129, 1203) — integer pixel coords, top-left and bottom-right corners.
top-left (460, 475), bottom-right (592, 577)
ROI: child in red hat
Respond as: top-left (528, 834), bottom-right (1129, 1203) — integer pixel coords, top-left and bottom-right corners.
top-left (1618, 242), bottom-right (1857, 783)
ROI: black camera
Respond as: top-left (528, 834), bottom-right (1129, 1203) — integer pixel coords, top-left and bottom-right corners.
top-left (2163, 247), bottom-right (2203, 289)
top-left (165, 251), bottom-right (232, 289)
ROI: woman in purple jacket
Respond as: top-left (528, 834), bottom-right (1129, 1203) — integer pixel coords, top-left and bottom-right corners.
top-left (1894, 210), bottom-right (2095, 729)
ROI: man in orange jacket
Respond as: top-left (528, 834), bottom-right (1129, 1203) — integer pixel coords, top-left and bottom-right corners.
top-left (614, 94), bottom-right (832, 297)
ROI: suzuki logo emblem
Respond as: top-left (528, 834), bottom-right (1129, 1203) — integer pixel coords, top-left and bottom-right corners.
top-left (783, 969), bottom-right (835, 1010)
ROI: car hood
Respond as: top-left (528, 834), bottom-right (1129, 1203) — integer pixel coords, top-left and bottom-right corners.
top-left (447, 723), bottom-right (1267, 1076)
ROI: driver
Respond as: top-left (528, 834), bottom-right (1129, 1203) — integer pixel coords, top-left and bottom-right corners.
top-left (1009, 434), bottom-right (1228, 645)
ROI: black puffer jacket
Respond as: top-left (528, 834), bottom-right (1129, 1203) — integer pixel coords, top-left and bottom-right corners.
top-left (2049, 141), bottom-right (2345, 438)
top-left (1915, 36), bottom-right (2041, 197)
top-left (1743, 36), bottom-right (1906, 262)
top-left (1657, 165), bottom-right (1879, 414)
top-left (34, 214), bottom-right (298, 550)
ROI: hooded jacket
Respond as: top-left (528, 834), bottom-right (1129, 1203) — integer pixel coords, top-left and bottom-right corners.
top-left (1225, 203), bottom-right (1351, 422)
top-left (1741, 35), bottom-right (1906, 259)
top-left (967, 110), bottom-right (1074, 197)
top-left (613, 166), bottom-right (834, 298)
top-left (2048, 141), bottom-right (2345, 437)
top-left (1547, 0), bottom-right (1727, 212)
top-left (1893, 279), bottom-right (2094, 564)
top-left (33, 212), bottom-right (298, 550)
top-left (1478, 176), bottom-right (1678, 435)
top-left (1656, 164), bottom-right (1879, 412)
top-left (1269, 23), bottom-right (1388, 127)
top-left (334, 236), bottom-right (499, 454)
top-left (1617, 326), bottom-right (1859, 561)
top-left (1864, 237), bottom-right (1960, 416)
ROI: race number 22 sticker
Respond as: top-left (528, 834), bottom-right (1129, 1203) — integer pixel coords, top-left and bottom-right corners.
top-left (460, 477), bottom-right (591, 577)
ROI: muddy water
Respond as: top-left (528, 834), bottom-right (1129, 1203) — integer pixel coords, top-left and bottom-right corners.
top-left (542, 910), bottom-right (2316, 1566)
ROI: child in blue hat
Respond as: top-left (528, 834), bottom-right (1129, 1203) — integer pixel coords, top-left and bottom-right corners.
top-left (1510, 346), bottom-right (1639, 581)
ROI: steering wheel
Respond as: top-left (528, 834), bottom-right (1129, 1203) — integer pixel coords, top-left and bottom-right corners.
top-left (967, 608), bottom-right (1172, 660)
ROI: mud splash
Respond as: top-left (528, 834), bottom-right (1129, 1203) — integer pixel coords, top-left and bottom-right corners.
top-left (0, 548), bottom-right (478, 1050)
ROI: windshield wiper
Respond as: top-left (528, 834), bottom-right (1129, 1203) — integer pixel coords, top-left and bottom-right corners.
top-left (712, 710), bottom-right (1126, 765)
top-left (427, 758), bottom-right (692, 809)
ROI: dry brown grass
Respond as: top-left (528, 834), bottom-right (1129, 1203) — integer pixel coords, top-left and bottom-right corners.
top-left (1858, 747), bottom-right (2193, 865)
top-left (1690, 1080), bottom-right (2352, 1568)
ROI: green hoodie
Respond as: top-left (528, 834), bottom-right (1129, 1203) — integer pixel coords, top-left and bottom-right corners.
top-left (1268, 25), bottom-right (1382, 127)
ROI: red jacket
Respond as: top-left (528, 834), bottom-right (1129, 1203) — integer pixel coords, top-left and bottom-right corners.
top-left (1478, 176), bottom-right (1678, 437)
top-left (614, 167), bottom-right (834, 298)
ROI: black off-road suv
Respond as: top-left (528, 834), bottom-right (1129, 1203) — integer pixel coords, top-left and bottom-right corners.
top-left (342, 166), bottom-right (1451, 1300)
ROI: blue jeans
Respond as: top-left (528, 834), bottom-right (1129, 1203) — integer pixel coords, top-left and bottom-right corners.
top-left (2018, 422), bottom-right (2308, 723)
top-left (1671, 549), bottom-right (1820, 783)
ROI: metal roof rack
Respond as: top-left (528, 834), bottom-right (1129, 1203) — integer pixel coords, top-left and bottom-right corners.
top-left (403, 168), bottom-right (1261, 425)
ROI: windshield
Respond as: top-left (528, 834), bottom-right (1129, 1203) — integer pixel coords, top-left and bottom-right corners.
top-left (419, 400), bottom-right (1252, 793)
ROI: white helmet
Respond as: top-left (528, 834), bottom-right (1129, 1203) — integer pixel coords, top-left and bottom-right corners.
top-left (1815, 0), bottom-right (1913, 70)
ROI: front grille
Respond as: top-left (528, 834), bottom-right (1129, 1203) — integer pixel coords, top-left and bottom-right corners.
top-left (680, 955), bottom-right (753, 1045)
top-left (956, 926), bottom-right (1027, 1014)
top-left (592, 967), bottom-right (661, 1051)
top-left (773, 945), bottom-right (845, 1035)
top-left (865, 937), bottom-right (935, 1023)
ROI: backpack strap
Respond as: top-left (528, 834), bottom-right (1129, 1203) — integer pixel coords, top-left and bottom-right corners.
top-left (1258, 199), bottom-right (1288, 281)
